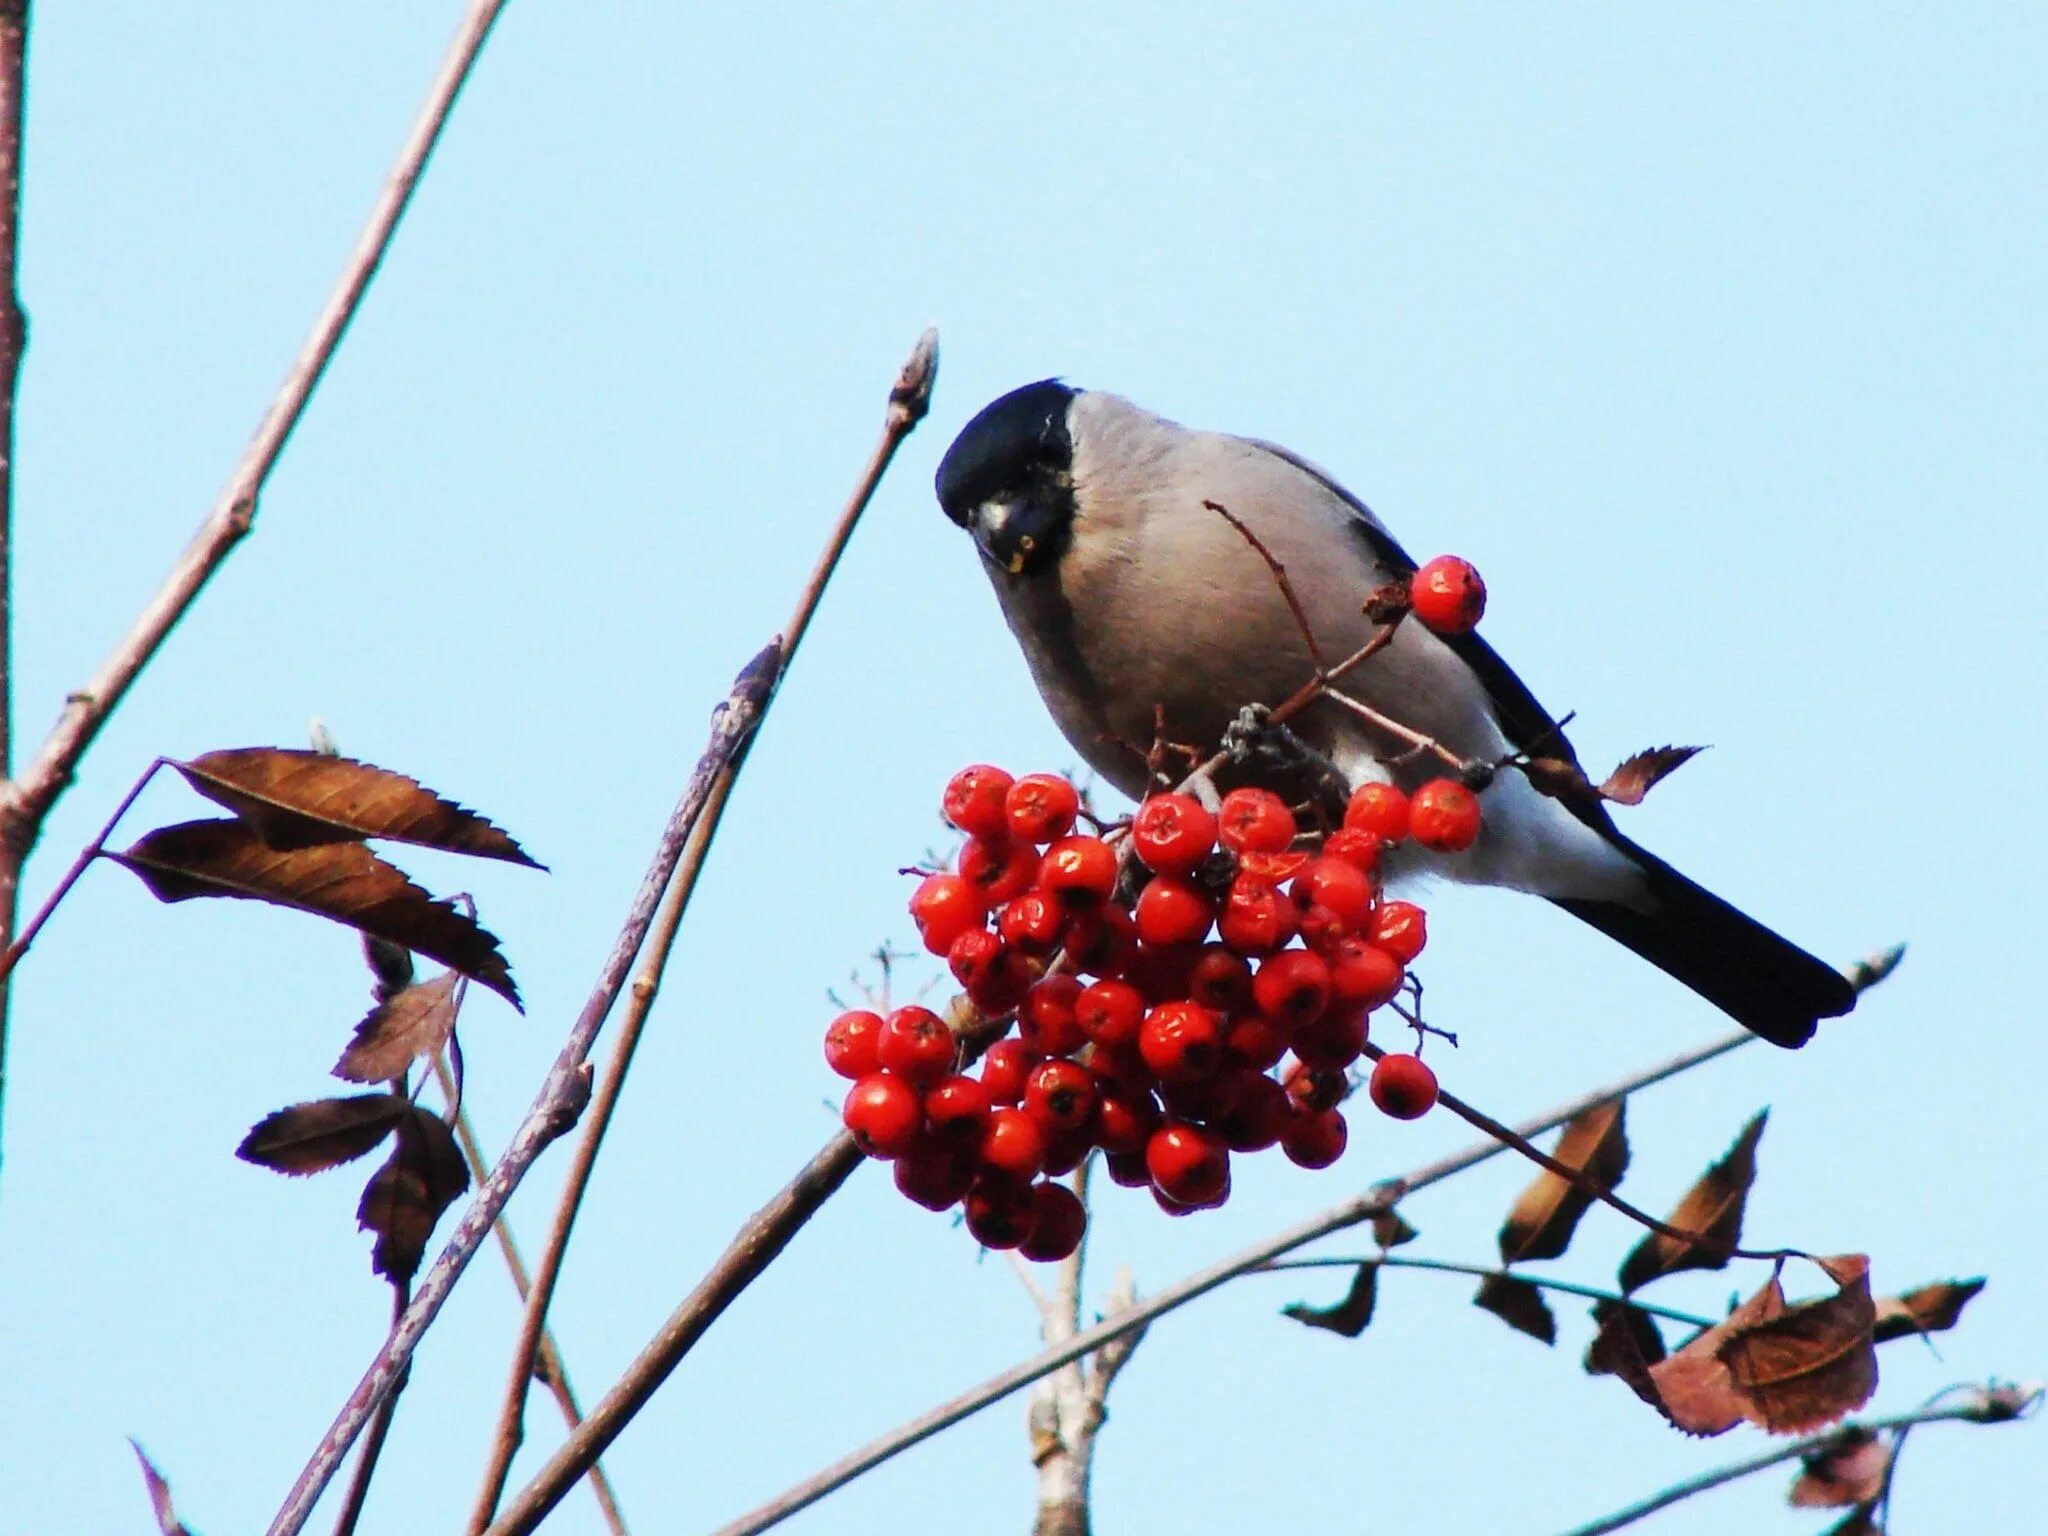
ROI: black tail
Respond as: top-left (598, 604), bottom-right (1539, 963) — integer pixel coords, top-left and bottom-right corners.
top-left (1551, 838), bottom-right (1855, 1048)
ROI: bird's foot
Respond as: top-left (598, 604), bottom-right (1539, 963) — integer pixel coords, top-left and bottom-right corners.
top-left (1224, 705), bottom-right (1351, 809)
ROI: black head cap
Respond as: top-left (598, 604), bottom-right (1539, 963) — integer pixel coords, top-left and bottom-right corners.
top-left (934, 379), bottom-right (1078, 527)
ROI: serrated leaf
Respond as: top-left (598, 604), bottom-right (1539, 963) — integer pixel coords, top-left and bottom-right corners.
top-left (357, 1108), bottom-right (471, 1282)
top-left (1646, 1275), bottom-right (1787, 1436)
top-left (1472, 1273), bottom-right (1556, 1344)
top-left (1600, 746), bottom-right (1705, 806)
top-left (237, 1093), bottom-right (410, 1175)
top-left (1586, 1299), bottom-right (1669, 1413)
top-left (1520, 755), bottom-right (1600, 807)
top-left (1619, 1110), bottom-right (1766, 1294)
top-left (1499, 1099), bottom-right (1629, 1264)
top-left (1789, 1426), bottom-right (1891, 1508)
top-left (1283, 1263), bottom-right (1377, 1337)
top-left (174, 747), bottom-right (541, 865)
top-left (1871, 1277), bottom-right (1985, 1344)
top-left (1371, 1210), bottom-right (1419, 1249)
top-left (334, 971), bottom-right (462, 1084)
top-left (110, 819), bottom-right (519, 1007)
top-left (130, 1440), bottom-right (192, 1536)
top-left (1718, 1253), bottom-right (1878, 1434)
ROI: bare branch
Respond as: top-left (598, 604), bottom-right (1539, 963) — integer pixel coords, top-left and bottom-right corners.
top-left (466, 327), bottom-right (937, 1532)
top-left (330, 1286), bottom-right (410, 1536)
top-left (265, 641), bottom-right (780, 1536)
top-left (0, 0), bottom-right (30, 1151)
top-left (1256, 1255), bottom-right (1715, 1331)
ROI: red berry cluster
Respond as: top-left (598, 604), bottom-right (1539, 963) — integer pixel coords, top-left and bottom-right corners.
top-left (825, 759), bottom-right (1479, 1260)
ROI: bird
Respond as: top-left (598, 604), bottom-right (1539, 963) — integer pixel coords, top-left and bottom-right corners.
top-left (933, 378), bottom-right (1854, 1047)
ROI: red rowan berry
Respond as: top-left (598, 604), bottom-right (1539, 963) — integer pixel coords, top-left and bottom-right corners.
top-left (1292, 1004), bottom-right (1368, 1071)
top-left (1218, 787), bottom-right (1297, 855)
top-left (1020, 974), bottom-right (1087, 1056)
top-left (1159, 1064), bottom-right (1246, 1123)
top-left (1343, 782), bottom-right (1411, 843)
top-left (1024, 1058), bottom-right (1098, 1134)
top-left (1187, 945), bottom-right (1254, 1012)
top-left (1020, 1181), bottom-right (1087, 1262)
top-left (893, 1138), bottom-right (974, 1210)
top-left (1075, 978), bottom-right (1146, 1048)
top-left (1291, 856), bottom-right (1375, 928)
top-left (963, 1178), bottom-right (1035, 1249)
top-left (1040, 1125), bottom-right (1093, 1178)
top-left (909, 872), bottom-right (987, 956)
top-left (1216, 1071), bottom-right (1292, 1152)
top-left (1222, 1010), bottom-right (1292, 1072)
top-left (1004, 772), bottom-right (1080, 845)
top-left (1040, 834), bottom-right (1119, 905)
top-left (1146, 1122), bottom-right (1230, 1207)
top-left (843, 1073), bottom-right (921, 1158)
top-left (1065, 902), bottom-right (1136, 977)
top-left (979, 1106), bottom-right (1049, 1180)
top-left (948, 929), bottom-right (1027, 1012)
top-left (998, 888), bottom-right (1067, 956)
top-left (1319, 827), bottom-right (1383, 876)
top-left (823, 1009), bottom-right (884, 1080)
top-left (1094, 1081), bottom-right (1162, 1155)
top-left (1409, 780), bottom-right (1483, 853)
top-left (1369, 900), bottom-right (1428, 964)
top-left (978, 1039), bottom-right (1038, 1104)
top-left (876, 1005), bottom-right (955, 1087)
top-left (1138, 1000), bottom-right (1224, 1082)
top-left (1122, 941), bottom-right (1196, 1002)
top-left (1218, 877), bottom-right (1297, 957)
top-left (1410, 555), bottom-right (1487, 635)
top-left (1369, 1052), bottom-right (1440, 1119)
top-left (1237, 847), bottom-right (1311, 883)
top-left (1284, 1060), bottom-right (1349, 1114)
top-left (1133, 877), bottom-right (1215, 947)
top-left (943, 764), bottom-right (1016, 840)
top-left (1326, 936), bottom-right (1404, 1009)
top-left (958, 835), bottom-right (1040, 905)
top-left (924, 1074), bottom-right (993, 1144)
top-left (1253, 948), bottom-right (1333, 1027)
top-left (1131, 792), bottom-right (1218, 876)
top-left (1151, 1183), bottom-right (1203, 1217)
top-left (1104, 1149), bottom-right (1151, 1188)
top-left (1282, 1106), bottom-right (1349, 1169)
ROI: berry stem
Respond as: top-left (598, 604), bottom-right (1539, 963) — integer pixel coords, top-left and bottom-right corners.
top-left (1251, 1255), bottom-right (1717, 1330)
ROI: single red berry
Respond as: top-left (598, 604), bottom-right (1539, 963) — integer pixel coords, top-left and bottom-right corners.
top-left (949, 929), bottom-right (1034, 1015)
top-left (1133, 876), bottom-right (1215, 948)
top-left (1104, 1149), bottom-right (1151, 1188)
top-left (1159, 1064), bottom-right (1246, 1123)
top-left (947, 926), bottom-right (1006, 992)
top-left (1064, 902), bottom-right (1136, 978)
top-left (963, 1178), bottom-right (1035, 1249)
top-left (1123, 941), bottom-right (1196, 1002)
top-left (1218, 787), bottom-right (1297, 855)
top-left (1020, 974), bottom-right (1087, 1056)
top-left (1223, 1009), bottom-right (1292, 1072)
top-left (1291, 856), bottom-right (1376, 928)
top-left (1024, 1058), bottom-right (1099, 1134)
top-left (1075, 978), bottom-right (1146, 1048)
top-left (1283, 1060), bottom-right (1349, 1113)
top-left (1409, 555), bottom-right (1487, 635)
top-left (893, 1138), bottom-right (974, 1210)
top-left (1131, 792), bottom-right (1219, 876)
top-left (1093, 1081), bottom-right (1162, 1155)
top-left (1040, 834), bottom-right (1119, 905)
top-left (978, 1039), bottom-right (1038, 1104)
top-left (1146, 1122), bottom-right (1230, 1207)
top-left (943, 764), bottom-right (1016, 840)
top-left (1187, 945), bottom-right (1254, 1012)
top-left (998, 888), bottom-right (1067, 957)
top-left (1292, 1003), bottom-right (1369, 1070)
top-left (823, 1009), bottom-right (884, 1080)
top-left (1368, 1052), bottom-right (1440, 1120)
top-left (1253, 948), bottom-right (1333, 1027)
top-left (1296, 903), bottom-right (1353, 955)
top-left (1004, 772), bottom-right (1080, 845)
top-left (1086, 1040), bottom-right (1153, 1090)
top-left (1409, 780), bottom-right (1483, 853)
top-left (1343, 782), bottom-right (1411, 843)
top-left (1040, 1124), bottom-right (1093, 1178)
top-left (1319, 827), bottom-right (1383, 876)
top-left (842, 1073), bottom-right (921, 1158)
top-left (908, 872), bottom-right (987, 956)
top-left (1138, 1000), bottom-right (1224, 1082)
top-left (1369, 900), bottom-right (1428, 964)
top-left (876, 1005), bottom-right (956, 1087)
top-left (1326, 936), bottom-right (1405, 1009)
top-left (1151, 1183), bottom-right (1204, 1217)
top-left (924, 1074), bottom-right (993, 1144)
top-left (979, 1106), bottom-right (1050, 1180)
top-left (958, 835), bottom-right (1040, 905)
top-left (1215, 1071), bottom-right (1292, 1152)
top-left (1237, 847), bottom-right (1312, 883)
top-left (1218, 876), bottom-right (1298, 957)
top-left (1020, 1181), bottom-right (1087, 1262)
top-left (1282, 1106), bottom-right (1349, 1169)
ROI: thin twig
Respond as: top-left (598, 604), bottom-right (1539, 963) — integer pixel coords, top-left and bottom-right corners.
top-left (331, 1285), bottom-right (411, 1536)
top-left (265, 642), bottom-right (780, 1536)
top-left (465, 328), bottom-right (936, 1532)
top-left (0, 756), bottom-right (167, 981)
top-left (431, 1053), bottom-right (628, 1536)
top-left (1252, 1256), bottom-right (1716, 1330)
top-left (1550, 1384), bottom-right (2041, 1536)
top-left (0, 0), bottom-right (30, 1164)
top-left (1204, 501), bottom-right (1326, 674)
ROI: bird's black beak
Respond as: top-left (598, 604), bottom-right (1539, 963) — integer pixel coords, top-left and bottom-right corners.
top-left (967, 494), bottom-right (1062, 575)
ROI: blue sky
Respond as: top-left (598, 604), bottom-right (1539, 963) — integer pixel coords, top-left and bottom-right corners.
top-left (2, 4), bottom-right (2042, 1532)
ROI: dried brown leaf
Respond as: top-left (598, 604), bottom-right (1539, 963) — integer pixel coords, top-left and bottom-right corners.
top-left (174, 747), bottom-right (541, 865)
top-left (1472, 1273), bottom-right (1556, 1344)
top-left (236, 1093), bottom-right (410, 1175)
top-left (357, 1107), bottom-right (471, 1282)
top-left (1371, 1210), bottom-right (1419, 1249)
top-left (1871, 1277), bottom-right (1986, 1344)
top-left (1619, 1110), bottom-right (1766, 1294)
top-left (1788, 1426), bottom-right (1892, 1508)
top-left (130, 1440), bottom-right (191, 1536)
top-left (1499, 1099), bottom-right (1629, 1264)
top-left (1586, 1299), bottom-right (1671, 1416)
top-left (1520, 755), bottom-right (1600, 807)
top-left (1600, 745), bottom-right (1706, 806)
top-left (1283, 1263), bottom-right (1378, 1337)
top-left (1646, 1274), bottom-right (1787, 1436)
top-left (1718, 1253), bottom-right (1878, 1434)
top-left (334, 970), bottom-right (463, 1084)
top-left (110, 820), bottom-right (519, 1008)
